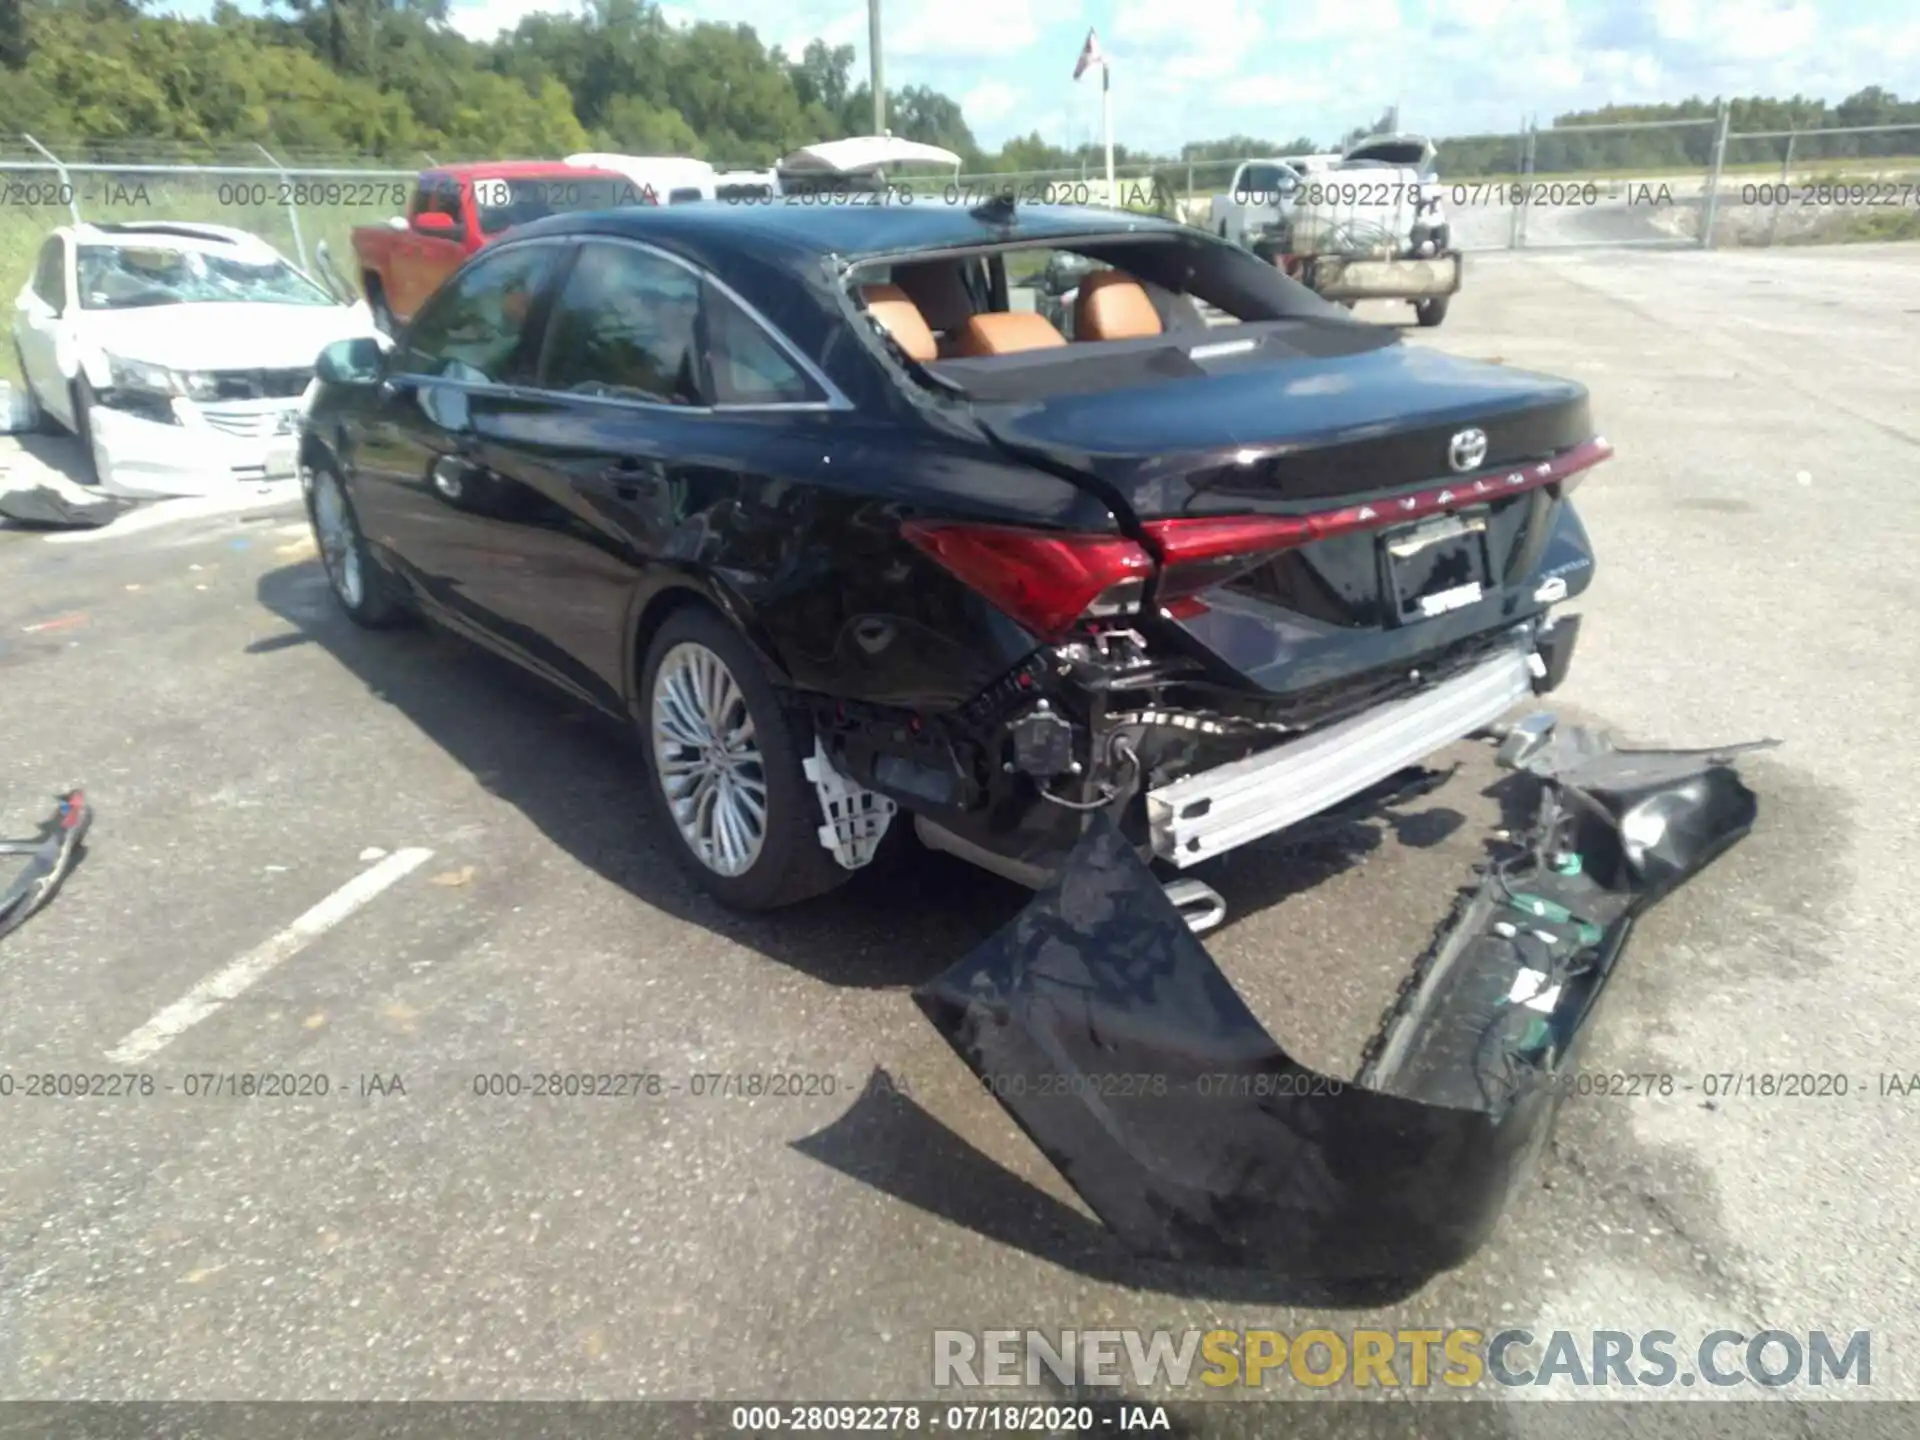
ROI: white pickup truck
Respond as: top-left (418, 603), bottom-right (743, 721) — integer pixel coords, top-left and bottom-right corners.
top-left (1207, 159), bottom-right (1306, 247)
top-left (1210, 135), bottom-right (1460, 327)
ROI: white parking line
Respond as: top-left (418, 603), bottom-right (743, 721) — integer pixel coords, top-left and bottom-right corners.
top-left (105, 848), bottom-right (434, 1064)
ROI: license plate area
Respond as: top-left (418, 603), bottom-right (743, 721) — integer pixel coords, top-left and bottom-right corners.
top-left (1382, 509), bottom-right (1491, 624)
top-left (264, 436), bottom-right (298, 478)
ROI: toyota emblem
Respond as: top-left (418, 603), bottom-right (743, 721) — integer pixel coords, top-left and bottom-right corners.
top-left (1448, 427), bottom-right (1488, 473)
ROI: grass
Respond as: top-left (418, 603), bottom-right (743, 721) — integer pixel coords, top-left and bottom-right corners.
top-left (1783, 207), bottom-right (1920, 245)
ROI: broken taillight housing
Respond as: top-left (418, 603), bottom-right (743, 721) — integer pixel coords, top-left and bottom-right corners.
top-left (899, 520), bottom-right (1154, 641)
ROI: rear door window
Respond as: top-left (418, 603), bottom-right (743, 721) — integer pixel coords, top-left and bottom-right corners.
top-left (702, 281), bottom-right (823, 406)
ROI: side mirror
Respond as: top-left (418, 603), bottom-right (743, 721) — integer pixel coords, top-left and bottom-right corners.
top-left (315, 337), bottom-right (386, 387)
top-left (410, 212), bottom-right (458, 238)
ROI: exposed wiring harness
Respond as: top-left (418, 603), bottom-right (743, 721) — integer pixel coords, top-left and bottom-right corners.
top-left (1036, 737), bottom-right (1141, 812)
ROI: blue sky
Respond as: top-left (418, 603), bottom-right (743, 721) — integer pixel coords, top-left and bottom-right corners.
top-left (164, 0), bottom-right (1920, 152)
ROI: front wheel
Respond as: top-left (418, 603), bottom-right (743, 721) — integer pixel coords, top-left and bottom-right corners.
top-left (1415, 295), bottom-right (1451, 328)
top-left (307, 462), bottom-right (410, 628)
top-left (639, 606), bottom-right (848, 911)
top-left (8, 341), bottom-right (46, 434)
top-left (68, 376), bottom-right (100, 483)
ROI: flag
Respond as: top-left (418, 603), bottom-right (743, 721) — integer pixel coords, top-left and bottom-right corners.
top-left (1073, 28), bottom-right (1105, 81)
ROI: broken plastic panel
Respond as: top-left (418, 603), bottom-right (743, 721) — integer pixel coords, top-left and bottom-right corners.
top-left (0, 790), bottom-right (91, 942)
top-left (804, 741), bottom-right (897, 871)
top-left (911, 723), bottom-right (1764, 1284)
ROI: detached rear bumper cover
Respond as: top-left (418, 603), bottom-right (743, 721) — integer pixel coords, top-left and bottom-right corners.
top-left (913, 724), bottom-right (1767, 1282)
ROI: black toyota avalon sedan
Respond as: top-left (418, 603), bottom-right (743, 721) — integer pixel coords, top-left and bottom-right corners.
top-left (297, 199), bottom-right (1607, 914)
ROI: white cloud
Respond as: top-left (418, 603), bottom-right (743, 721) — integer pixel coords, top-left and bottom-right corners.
top-left (446, 0), bottom-right (588, 42)
top-left (962, 81), bottom-right (1022, 127)
top-left (891, 0), bottom-right (1073, 59)
top-left (1217, 75), bottom-right (1342, 112)
top-left (1114, 0), bottom-right (1265, 81)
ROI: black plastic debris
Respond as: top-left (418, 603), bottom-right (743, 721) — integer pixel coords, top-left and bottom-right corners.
top-left (910, 718), bottom-right (1766, 1286)
top-left (0, 790), bottom-right (92, 942)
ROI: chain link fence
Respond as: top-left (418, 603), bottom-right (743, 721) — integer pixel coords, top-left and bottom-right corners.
top-left (5, 116), bottom-right (1920, 385)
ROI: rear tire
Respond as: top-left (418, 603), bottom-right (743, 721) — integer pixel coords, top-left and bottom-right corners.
top-left (639, 605), bottom-right (848, 912)
top-left (1415, 295), bottom-right (1451, 328)
top-left (307, 461), bottom-right (410, 628)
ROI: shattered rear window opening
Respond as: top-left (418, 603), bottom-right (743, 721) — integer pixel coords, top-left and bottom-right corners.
top-left (848, 234), bottom-right (1393, 403)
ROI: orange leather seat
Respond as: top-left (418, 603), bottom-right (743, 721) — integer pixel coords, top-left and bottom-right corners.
top-left (956, 311), bottom-right (1068, 357)
top-left (859, 283), bottom-right (938, 362)
top-left (1075, 270), bottom-right (1163, 342)
top-left (891, 262), bottom-right (975, 354)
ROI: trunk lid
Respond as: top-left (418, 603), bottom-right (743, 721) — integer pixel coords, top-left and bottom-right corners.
top-left (964, 334), bottom-right (1592, 513)
top-left (951, 331), bottom-right (1602, 700)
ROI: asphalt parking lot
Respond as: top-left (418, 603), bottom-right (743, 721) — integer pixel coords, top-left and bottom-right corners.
top-left (1, 243), bottom-right (1917, 1431)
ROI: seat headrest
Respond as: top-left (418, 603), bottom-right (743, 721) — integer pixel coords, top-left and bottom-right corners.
top-left (891, 262), bottom-right (975, 335)
top-left (1075, 270), bottom-right (1163, 342)
top-left (859, 282), bottom-right (938, 363)
top-left (956, 311), bottom-right (1069, 357)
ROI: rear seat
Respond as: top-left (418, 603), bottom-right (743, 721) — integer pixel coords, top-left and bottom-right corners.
top-left (859, 283), bottom-right (938, 362)
top-left (891, 262), bottom-right (976, 358)
top-left (956, 312), bottom-right (1068, 357)
top-left (1074, 269), bottom-right (1164, 341)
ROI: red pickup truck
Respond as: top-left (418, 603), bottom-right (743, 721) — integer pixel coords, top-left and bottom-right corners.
top-left (351, 161), bottom-right (651, 331)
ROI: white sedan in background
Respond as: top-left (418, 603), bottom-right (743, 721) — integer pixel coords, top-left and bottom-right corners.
top-left (10, 221), bottom-right (380, 498)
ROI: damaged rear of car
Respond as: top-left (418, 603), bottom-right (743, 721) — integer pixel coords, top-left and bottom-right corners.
top-left (828, 210), bottom-right (1603, 924)
top-left (819, 209), bottom-right (1765, 1283)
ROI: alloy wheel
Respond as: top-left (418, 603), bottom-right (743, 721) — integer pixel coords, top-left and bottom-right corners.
top-left (311, 469), bottom-right (365, 610)
top-left (650, 641), bottom-right (770, 877)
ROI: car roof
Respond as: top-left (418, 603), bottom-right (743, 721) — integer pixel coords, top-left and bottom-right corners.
top-left (504, 201), bottom-right (1187, 272)
top-left (68, 220), bottom-right (267, 248)
top-left (435, 160), bottom-right (628, 180)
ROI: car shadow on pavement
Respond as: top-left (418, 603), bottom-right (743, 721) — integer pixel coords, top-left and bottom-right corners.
top-left (254, 561), bottom-right (1028, 989)
top-left (253, 560), bottom-right (1446, 995)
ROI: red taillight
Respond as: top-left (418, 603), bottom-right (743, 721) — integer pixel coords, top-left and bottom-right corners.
top-left (900, 520), bottom-right (1154, 640)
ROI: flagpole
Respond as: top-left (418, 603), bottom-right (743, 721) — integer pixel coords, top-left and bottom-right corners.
top-left (1102, 62), bottom-right (1114, 204)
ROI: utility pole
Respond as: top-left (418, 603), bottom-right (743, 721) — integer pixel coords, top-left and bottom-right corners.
top-left (869, 0), bottom-right (886, 135)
